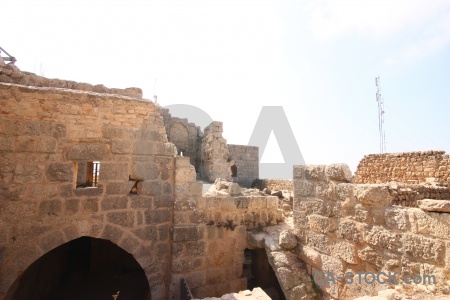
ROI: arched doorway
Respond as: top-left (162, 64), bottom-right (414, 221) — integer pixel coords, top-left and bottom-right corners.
top-left (5, 237), bottom-right (150, 300)
top-left (231, 164), bottom-right (238, 178)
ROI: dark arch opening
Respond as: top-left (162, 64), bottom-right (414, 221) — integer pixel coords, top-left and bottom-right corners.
top-left (5, 236), bottom-right (151, 300)
top-left (231, 165), bottom-right (238, 178)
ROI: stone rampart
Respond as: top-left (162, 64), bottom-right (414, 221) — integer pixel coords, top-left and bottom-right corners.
top-left (293, 163), bottom-right (450, 299)
top-left (354, 150), bottom-right (450, 185)
top-left (0, 82), bottom-right (175, 299)
top-left (0, 64), bottom-right (142, 98)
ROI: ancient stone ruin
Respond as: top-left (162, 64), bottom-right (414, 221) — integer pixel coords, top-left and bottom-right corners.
top-left (1, 62), bottom-right (450, 300)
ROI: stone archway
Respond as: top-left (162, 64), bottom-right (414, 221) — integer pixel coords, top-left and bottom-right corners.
top-left (4, 236), bottom-right (151, 300)
top-left (169, 122), bottom-right (189, 155)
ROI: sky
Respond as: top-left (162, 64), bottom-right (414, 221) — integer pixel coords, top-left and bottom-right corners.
top-left (2, 0), bottom-right (450, 175)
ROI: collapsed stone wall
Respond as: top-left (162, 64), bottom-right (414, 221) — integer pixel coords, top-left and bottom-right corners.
top-left (169, 170), bottom-right (284, 299)
top-left (252, 179), bottom-right (293, 192)
top-left (161, 108), bottom-right (202, 171)
top-left (293, 163), bottom-right (450, 299)
top-left (0, 63), bottom-right (142, 98)
top-left (201, 122), bottom-right (232, 182)
top-left (228, 145), bottom-right (258, 188)
top-left (0, 82), bottom-right (176, 299)
top-left (354, 151), bottom-right (450, 185)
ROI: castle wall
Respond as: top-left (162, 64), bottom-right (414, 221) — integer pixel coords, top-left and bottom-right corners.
top-left (252, 179), bottom-right (293, 191)
top-left (293, 163), bottom-right (450, 299)
top-left (0, 64), bottom-right (142, 98)
top-left (0, 82), bottom-right (176, 299)
top-left (228, 144), bottom-right (259, 187)
top-left (169, 160), bottom-right (283, 299)
top-left (161, 108), bottom-right (202, 172)
top-left (353, 151), bottom-right (450, 185)
top-left (201, 122), bottom-right (232, 182)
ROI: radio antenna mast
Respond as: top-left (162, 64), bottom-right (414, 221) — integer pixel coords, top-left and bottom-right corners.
top-left (375, 76), bottom-right (386, 153)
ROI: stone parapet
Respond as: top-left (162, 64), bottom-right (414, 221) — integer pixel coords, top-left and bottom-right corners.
top-left (293, 163), bottom-right (450, 299)
top-left (354, 150), bottom-right (449, 185)
top-left (0, 64), bottom-right (142, 98)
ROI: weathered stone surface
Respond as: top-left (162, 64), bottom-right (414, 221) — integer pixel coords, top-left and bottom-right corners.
top-left (279, 230), bottom-right (297, 250)
top-left (67, 144), bottom-right (109, 160)
top-left (101, 196), bottom-right (128, 210)
top-left (107, 211), bottom-right (134, 227)
top-left (325, 163), bottom-right (352, 182)
top-left (173, 225), bottom-right (201, 241)
top-left (354, 184), bottom-right (392, 206)
top-left (98, 163), bottom-right (129, 181)
top-left (418, 199), bottom-right (450, 213)
top-left (228, 183), bottom-right (241, 196)
top-left (14, 164), bottom-right (44, 183)
top-left (46, 163), bottom-right (73, 182)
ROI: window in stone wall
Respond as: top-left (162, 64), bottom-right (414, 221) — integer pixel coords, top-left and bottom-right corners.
top-left (74, 161), bottom-right (100, 188)
top-left (231, 164), bottom-right (238, 178)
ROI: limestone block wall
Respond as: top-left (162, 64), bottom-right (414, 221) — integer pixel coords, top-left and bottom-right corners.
top-left (0, 64), bottom-right (142, 98)
top-left (252, 179), bottom-right (293, 192)
top-left (228, 145), bottom-right (259, 188)
top-left (293, 164), bottom-right (450, 299)
top-left (170, 158), bottom-right (282, 299)
top-left (201, 122), bottom-right (232, 182)
top-left (354, 150), bottom-right (450, 185)
top-left (0, 82), bottom-right (177, 299)
top-left (161, 108), bottom-right (202, 172)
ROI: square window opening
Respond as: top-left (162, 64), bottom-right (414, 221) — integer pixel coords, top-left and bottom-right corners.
top-left (74, 161), bottom-right (100, 188)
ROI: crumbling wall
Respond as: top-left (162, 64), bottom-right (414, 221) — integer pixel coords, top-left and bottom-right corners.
top-left (0, 63), bottom-right (142, 98)
top-left (253, 179), bottom-right (293, 192)
top-left (228, 145), bottom-right (259, 188)
top-left (169, 170), bottom-right (284, 299)
top-left (201, 122), bottom-right (232, 182)
top-left (293, 163), bottom-right (450, 299)
top-left (353, 151), bottom-right (450, 185)
top-left (0, 82), bottom-right (176, 300)
top-left (161, 108), bottom-right (202, 171)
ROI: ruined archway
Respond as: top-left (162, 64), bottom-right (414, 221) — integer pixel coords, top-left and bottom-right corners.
top-left (169, 122), bottom-right (190, 156)
top-left (5, 236), bottom-right (151, 300)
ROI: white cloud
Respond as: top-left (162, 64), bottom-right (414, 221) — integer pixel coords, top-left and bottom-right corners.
top-left (306, 0), bottom-right (450, 41)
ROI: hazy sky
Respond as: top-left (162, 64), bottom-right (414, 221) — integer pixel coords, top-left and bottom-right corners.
top-left (2, 0), bottom-right (450, 173)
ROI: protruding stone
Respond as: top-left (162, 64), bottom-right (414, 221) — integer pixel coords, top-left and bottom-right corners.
top-left (418, 199), bottom-right (450, 213)
top-left (279, 230), bottom-right (297, 250)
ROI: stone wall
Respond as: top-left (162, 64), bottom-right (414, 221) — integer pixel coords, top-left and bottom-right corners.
top-left (161, 108), bottom-right (202, 172)
top-left (201, 122), bottom-right (232, 182)
top-left (0, 82), bottom-right (176, 299)
top-left (169, 169), bottom-right (283, 299)
top-left (228, 145), bottom-right (259, 188)
top-left (293, 163), bottom-right (450, 299)
top-left (0, 63), bottom-right (142, 98)
top-left (252, 179), bottom-right (293, 192)
top-left (354, 151), bottom-right (450, 185)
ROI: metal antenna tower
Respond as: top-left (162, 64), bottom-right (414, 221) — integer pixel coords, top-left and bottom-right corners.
top-left (375, 76), bottom-right (386, 153)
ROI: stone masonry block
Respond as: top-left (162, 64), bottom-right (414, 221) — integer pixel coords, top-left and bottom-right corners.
top-left (325, 163), bottom-right (352, 182)
top-left (67, 144), bottom-right (109, 161)
top-left (132, 140), bottom-right (154, 155)
top-left (131, 162), bottom-right (159, 180)
top-left (107, 211), bottom-right (135, 227)
top-left (106, 181), bottom-right (135, 195)
top-left (14, 164), bottom-right (45, 183)
top-left (0, 136), bottom-right (15, 151)
top-left (354, 184), bottom-right (392, 206)
top-left (99, 163), bottom-right (129, 181)
top-left (23, 120), bottom-right (52, 136)
top-left (418, 199), bottom-right (450, 213)
top-left (37, 136), bottom-right (57, 153)
top-left (173, 225), bottom-right (201, 242)
top-left (46, 163), bottom-right (73, 182)
top-left (111, 139), bottom-right (132, 154)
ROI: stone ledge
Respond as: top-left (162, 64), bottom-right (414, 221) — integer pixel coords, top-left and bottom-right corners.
top-left (418, 199), bottom-right (450, 213)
